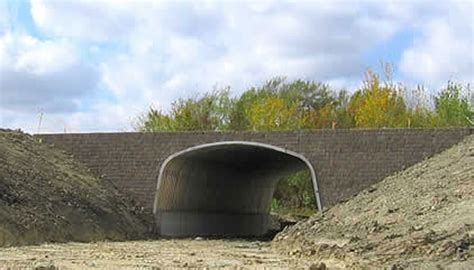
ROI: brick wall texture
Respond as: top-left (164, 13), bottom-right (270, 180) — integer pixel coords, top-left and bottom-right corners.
top-left (38, 128), bottom-right (472, 211)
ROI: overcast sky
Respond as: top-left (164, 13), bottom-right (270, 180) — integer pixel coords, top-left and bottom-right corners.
top-left (0, 0), bottom-right (473, 133)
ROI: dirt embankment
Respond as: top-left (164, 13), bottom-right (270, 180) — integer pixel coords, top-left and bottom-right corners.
top-left (0, 129), bottom-right (154, 247)
top-left (273, 134), bottom-right (474, 269)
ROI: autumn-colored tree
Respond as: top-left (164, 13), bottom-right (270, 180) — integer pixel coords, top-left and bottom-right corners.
top-left (348, 68), bottom-right (409, 128)
top-left (247, 95), bottom-right (302, 130)
top-left (229, 78), bottom-right (338, 131)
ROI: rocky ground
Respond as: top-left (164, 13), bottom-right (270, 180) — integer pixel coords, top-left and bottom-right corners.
top-left (273, 134), bottom-right (474, 269)
top-left (0, 129), bottom-right (154, 247)
top-left (0, 239), bottom-right (314, 269)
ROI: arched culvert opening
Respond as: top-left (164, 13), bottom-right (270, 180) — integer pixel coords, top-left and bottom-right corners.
top-left (153, 141), bottom-right (322, 237)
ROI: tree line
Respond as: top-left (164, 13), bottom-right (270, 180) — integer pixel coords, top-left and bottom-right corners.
top-left (138, 68), bottom-right (472, 132)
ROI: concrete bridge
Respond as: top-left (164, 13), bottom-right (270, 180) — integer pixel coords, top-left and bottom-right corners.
top-left (39, 128), bottom-right (471, 237)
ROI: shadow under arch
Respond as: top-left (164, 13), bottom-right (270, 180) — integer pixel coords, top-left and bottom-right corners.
top-left (153, 141), bottom-right (322, 237)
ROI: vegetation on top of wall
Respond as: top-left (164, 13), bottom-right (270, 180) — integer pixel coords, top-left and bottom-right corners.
top-left (137, 67), bottom-right (472, 133)
top-left (136, 66), bottom-right (473, 214)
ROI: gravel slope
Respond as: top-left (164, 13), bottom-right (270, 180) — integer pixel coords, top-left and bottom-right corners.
top-left (273, 134), bottom-right (474, 269)
top-left (0, 129), bottom-right (154, 247)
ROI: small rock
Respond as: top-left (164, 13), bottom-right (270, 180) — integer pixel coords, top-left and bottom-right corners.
top-left (309, 262), bottom-right (327, 270)
top-left (387, 208), bottom-right (399, 214)
top-left (289, 248), bottom-right (301, 255)
top-left (34, 261), bottom-right (57, 270)
top-left (390, 263), bottom-right (404, 270)
top-left (367, 187), bottom-right (377, 193)
top-left (385, 233), bottom-right (402, 240)
top-left (194, 237), bottom-right (203, 241)
top-left (349, 235), bottom-right (361, 242)
top-left (316, 243), bottom-right (330, 252)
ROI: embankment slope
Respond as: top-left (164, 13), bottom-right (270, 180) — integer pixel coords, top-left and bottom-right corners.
top-left (0, 129), bottom-right (154, 247)
top-left (274, 134), bottom-right (473, 269)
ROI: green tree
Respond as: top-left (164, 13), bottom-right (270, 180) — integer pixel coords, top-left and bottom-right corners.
top-left (404, 85), bottom-right (437, 128)
top-left (138, 108), bottom-right (176, 131)
top-left (333, 90), bottom-right (355, 128)
top-left (139, 88), bottom-right (234, 131)
top-left (273, 171), bottom-right (316, 211)
top-left (280, 80), bottom-right (335, 111)
top-left (434, 81), bottom-right (473, 127)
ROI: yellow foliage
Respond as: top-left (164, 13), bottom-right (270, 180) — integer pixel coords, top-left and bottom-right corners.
top-left (349, 69), bottom-right (409, 128)
top-left (248, 96), bottom-right (302, 130)
top-left (303, 103), bottom-right (335, 129)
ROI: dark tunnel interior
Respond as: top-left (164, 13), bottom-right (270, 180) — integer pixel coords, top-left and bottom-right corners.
top-left (154, 143), bottom-right (315, 237)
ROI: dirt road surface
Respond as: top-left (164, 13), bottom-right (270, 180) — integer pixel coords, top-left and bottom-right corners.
top-left (0, 239), bottom-right (317, 269)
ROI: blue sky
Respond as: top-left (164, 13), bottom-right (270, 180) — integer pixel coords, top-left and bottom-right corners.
top-left (0, 0), bottom-right (473, 133)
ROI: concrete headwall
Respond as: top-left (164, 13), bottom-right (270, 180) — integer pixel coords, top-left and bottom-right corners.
top-left (38, 128), bottom-right (472, 212)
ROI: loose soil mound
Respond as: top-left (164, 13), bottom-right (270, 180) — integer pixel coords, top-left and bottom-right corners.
top-left (273, 134), bottom-right (473, 269)
top-left (0, 129), bottom-right (154, 247)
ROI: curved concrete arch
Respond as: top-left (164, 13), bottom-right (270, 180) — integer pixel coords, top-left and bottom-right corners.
top-left (153, 141), bottom-right (322, 237)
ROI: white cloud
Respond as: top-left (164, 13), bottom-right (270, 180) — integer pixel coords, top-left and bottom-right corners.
top-left (31, 0), bottom-right (141, 42)
top-left (0, 102), bottom-right (131, 133)
top-left (399, 0), bottom-right (474, 89)
top-left (0, 1), bottom-right (10, 34)
top-left (0, 32), bottom-right (101, 133)
top-left (95, 0), bottom-right (413, 114)
top-left (2, 0), bottom-right (473, 133)
top-left (0, 32), bottom-right (77, 74)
